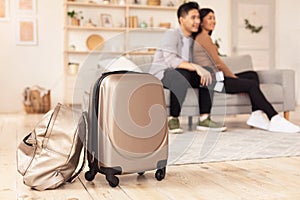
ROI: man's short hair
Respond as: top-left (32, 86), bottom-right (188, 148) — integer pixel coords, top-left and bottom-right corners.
top-left (177, 1), bottom-right (199, 23)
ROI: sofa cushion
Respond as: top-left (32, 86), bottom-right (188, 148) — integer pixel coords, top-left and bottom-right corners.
top-left (222, 54), bottom-right (253, 74)
top-left (260, 84), bottom-right (284, 103)
top-left (126, 54), bottom-right (153, 72)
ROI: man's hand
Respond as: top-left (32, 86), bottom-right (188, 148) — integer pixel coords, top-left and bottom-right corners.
top-left (193, 64), bottom-right (212, 86)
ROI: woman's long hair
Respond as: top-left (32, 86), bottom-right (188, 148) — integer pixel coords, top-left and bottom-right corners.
top-left (194, 8), bottom-right (215, 38)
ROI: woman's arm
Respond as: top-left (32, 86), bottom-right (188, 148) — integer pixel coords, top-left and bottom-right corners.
top-left (198, 35), bottom-right (237, 78)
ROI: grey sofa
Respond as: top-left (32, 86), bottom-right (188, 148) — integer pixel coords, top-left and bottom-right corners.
top-left (128, 54), bottom-right (295, 123)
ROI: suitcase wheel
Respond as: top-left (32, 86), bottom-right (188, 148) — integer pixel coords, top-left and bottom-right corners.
top-left (138, 172), bottom-right (145, 176)
top-left (106, 174), bottom-right (119, 187)
top-left (85, 169), bottom-right (96, 181)
top-left (155, 167), bottom-right (166, 181)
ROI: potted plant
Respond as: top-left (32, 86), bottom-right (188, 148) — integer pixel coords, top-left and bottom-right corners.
top-left (67, 10), bottom-right (84, 26)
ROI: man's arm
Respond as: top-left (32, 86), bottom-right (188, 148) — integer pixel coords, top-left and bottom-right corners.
top-left (160, 30), bottom-right (185, 69)
top-left (160, 29), bottom-right (212, 86)
top-left (177, 61), bottom-right (196, 71)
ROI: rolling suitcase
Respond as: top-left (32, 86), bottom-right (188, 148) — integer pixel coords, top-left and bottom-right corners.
top-left (85, 71), bottom-right (168, 187)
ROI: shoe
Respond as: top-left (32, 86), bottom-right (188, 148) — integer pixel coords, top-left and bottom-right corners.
top-left (196, 116), bottom-right (227, 132)
top-left (268, 115), bottom-right (300, 133)
top-left (168, 117), bottom-right (183, 134)
top-left (246, 110), bottom-right (269, 130)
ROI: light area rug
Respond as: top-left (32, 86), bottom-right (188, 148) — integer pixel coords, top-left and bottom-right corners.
top-left (168, 128), bottom-right (300, 165)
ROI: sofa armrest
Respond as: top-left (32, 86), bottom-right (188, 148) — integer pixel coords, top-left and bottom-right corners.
top-left (257, 69), bottom-right (295, 111)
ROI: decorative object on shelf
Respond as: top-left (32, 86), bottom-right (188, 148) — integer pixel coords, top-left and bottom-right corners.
top-left (103, 0), bottom-right (110, 4)
top-left (140, 0), bottom-right (147, 5)
top-left (244, 19), bottom-right (263, 34)
top-left (167, 1), bottom-right (174, 7)
top-left (69, 44), bottom-right (76, 51)
top-left (110, 0), bottom-right (118, 4)
top-left (118, 0), bottom-right (125, 5)
top-left (101, 13), bottom-right (113, 27)
top-left (92, 0), bottom-right (102, 3)
top-left (148, 48), bottom-right (156, 53)
top-left (139, 21), bottom-right (147, 28)
top-left (128, 15), bottom-right (138, 28)
top-left (86, 34), bottom-right (104, 50)
top-left (159, 22), bottom-right (170, 28)
top-left (147, 0), bottom-right (160, 6)
top-left (84, 18), bottom-right (96, 28)
top-left (68, 62), bottom-right (79, 75)
top-left (149, 16), bottom-right (153, 27)
top-left (23, 86), bottom-right (51, 114)
top-left (67, 10), bottom-right (84, 26)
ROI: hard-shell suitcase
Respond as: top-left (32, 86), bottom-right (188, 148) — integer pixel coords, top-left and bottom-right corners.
top-left (85, 71), bottom-right (168, 187)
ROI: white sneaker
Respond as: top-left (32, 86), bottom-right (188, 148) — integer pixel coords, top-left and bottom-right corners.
top-left (246, 110), bottom-right (269, 130)
top-left (268, 115), bottom-right (300, 133)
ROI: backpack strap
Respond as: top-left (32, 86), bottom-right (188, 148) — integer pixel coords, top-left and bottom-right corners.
top-left (67, 111), bottom-right (88, 183)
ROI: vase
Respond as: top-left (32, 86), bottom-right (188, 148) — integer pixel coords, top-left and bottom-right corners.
top-left (71, 18), bottom-right (80, 26)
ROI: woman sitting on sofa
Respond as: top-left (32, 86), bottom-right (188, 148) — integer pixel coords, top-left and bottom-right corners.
top-left (193, 8), bottom-right (300, 133)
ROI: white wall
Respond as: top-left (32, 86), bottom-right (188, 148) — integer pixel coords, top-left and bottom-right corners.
top-left (275, 0), bottom-right (300, 105)
top-left (197, 0), bottom-right (231, 55)
top-left (0, 0), bottom-right (64, 113)
top-left (0, 0), bottom-right (299, 113)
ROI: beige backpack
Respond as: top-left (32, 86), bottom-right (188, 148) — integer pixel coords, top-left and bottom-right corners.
top-left (17, 103), bottom-right (87, 190)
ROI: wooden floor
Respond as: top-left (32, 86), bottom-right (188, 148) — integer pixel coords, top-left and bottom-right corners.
top-left (1, 109), bottom-right (300, 200)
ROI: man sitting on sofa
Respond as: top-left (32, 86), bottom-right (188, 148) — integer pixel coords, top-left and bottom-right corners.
top-left (149, 1), bottom-right (226, 133)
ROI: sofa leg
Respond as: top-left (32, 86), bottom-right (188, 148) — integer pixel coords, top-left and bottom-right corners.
top-left (188, 116), bottom-right (193, 131)
top-left (284, 112), bottom-right (290, 120)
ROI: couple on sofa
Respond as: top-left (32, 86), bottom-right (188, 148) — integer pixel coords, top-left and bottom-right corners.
top-left (149, 1), bottom-right (300, 134)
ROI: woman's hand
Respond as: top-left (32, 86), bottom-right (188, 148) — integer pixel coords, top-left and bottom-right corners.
top-left (193, 65), bottom-right (212, 86)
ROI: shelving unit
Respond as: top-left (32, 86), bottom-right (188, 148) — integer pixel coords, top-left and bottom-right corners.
top-left (63, 0), bottom-right (178, 104)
